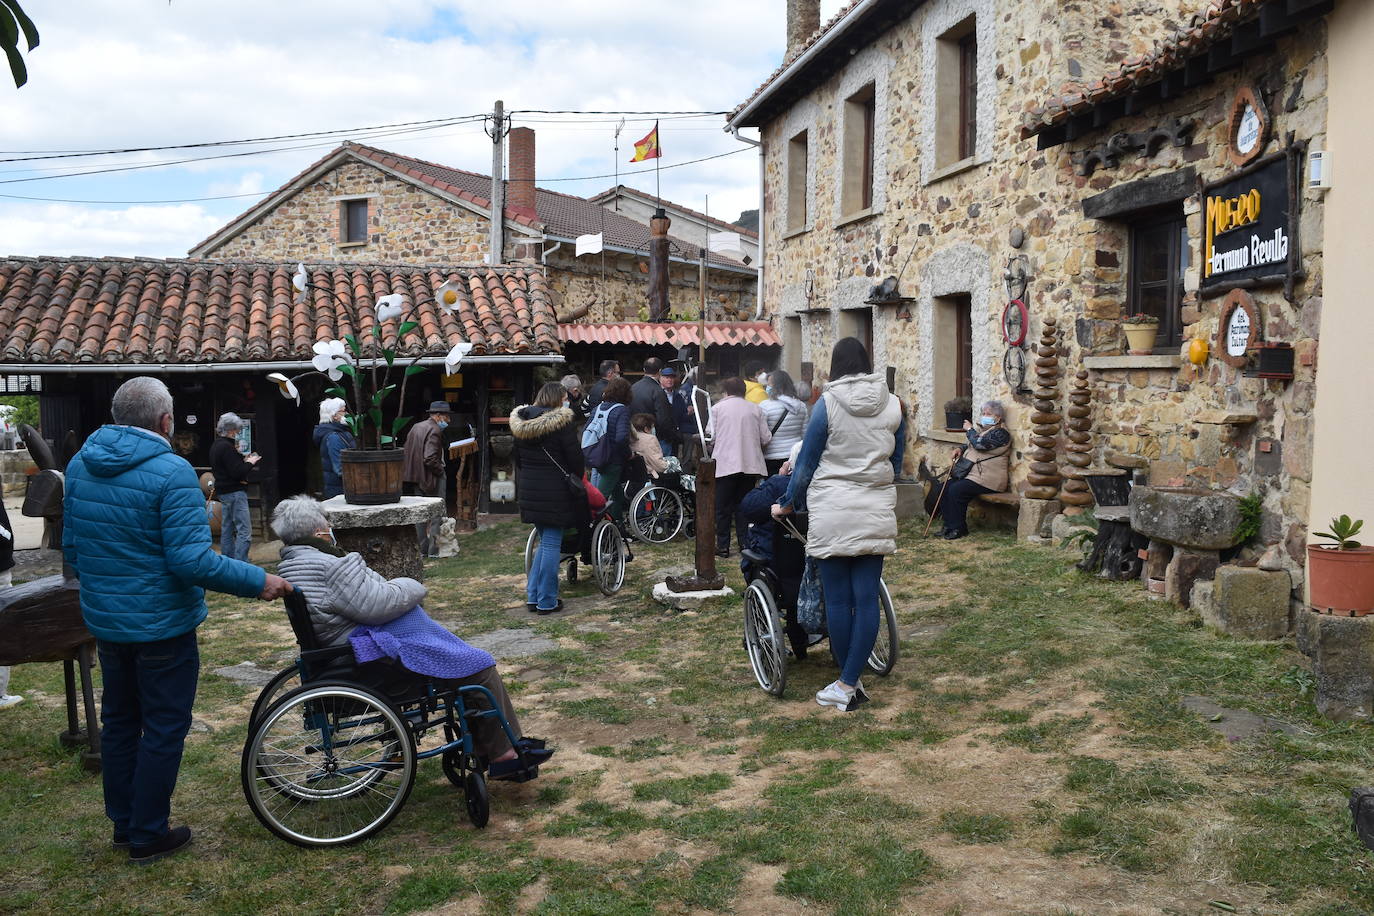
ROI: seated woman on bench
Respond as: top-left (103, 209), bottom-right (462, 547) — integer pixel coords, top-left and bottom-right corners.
top-left (271, 495), bottom-right (551, 779)
top-left (941, 400), bottom-right (1011, 540)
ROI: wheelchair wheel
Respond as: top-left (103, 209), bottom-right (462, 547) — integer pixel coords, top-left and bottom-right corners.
top-left (628, 485), bottom-right (685, 544)
top-left (592, 519), bottom-right (626, 595)
top-left (743, 580), bottom-right (787, 697)
top-left (241, 683), bottom-right (416, 847)
top-left (248, 666), bottom-right (301, 729)
top-left (866, 579), bottom-right (900, 677)
top-left (465, 770), bottom-right (490, 828)
top-left (523, 528), bottom-right (537, 574)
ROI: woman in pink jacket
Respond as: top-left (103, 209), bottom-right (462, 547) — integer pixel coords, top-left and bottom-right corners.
top-left (706, 376), bottom-right (771, 557)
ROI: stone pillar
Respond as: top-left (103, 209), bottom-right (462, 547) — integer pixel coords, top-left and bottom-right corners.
top-left (322, 496), bottom-right (445, 582)
top-left (1298, 611), bottom-right (1374, 722)
top-left (1060, 369), bottom-right (1094, 507)
top-left (1202, 566), bottom-right (1291, 639)
top-left (1025, 317), bottom-right (1062, 500)
top-left (647, 209), bottom-right (671, 322)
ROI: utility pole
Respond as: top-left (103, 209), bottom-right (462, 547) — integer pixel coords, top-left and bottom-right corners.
top-left (487, 100), bottom-right (506, 266)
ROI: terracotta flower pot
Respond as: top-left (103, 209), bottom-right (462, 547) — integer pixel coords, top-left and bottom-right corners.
top-left (1307, 544), bottom-right (1374, 616)
top-left (1122, 323), bottom-right (1159, 355)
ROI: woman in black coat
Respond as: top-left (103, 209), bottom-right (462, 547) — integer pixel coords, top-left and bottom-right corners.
top-left (511, 382), bottom-right (586, 614)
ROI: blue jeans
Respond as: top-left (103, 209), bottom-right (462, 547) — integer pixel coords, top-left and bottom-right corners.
top-left (527, 525), bottom-right (565, 610)
top-left (218, 490), bottom-right (251, 561)
top-left (97, 631), bottom-right (199, 846)
top-left (817, 554), bottom-right (885, 686)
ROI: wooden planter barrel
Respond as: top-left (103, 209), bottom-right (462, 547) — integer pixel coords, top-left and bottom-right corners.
top-left (340, 449), bottom-right (405, 505)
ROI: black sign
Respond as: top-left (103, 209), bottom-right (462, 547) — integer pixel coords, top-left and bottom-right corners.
top-left (1201, 155), bottom-right (1294, 294)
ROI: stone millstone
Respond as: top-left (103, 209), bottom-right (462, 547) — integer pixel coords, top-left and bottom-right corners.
top-left (1129, 486), bottom-right (1243, 550)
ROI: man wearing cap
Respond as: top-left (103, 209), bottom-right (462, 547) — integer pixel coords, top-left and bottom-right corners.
top-left (629, 357), bottom-right (681, 457)
top-left (402, 401), bottom-right (451, 557)
top-left (658, 365), bottom-right (690, 458)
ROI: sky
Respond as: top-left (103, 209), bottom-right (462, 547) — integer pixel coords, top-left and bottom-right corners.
top-left (0, 0), bottom-right (848, 258)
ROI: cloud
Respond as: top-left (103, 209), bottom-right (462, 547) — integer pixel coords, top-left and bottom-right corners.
top-left (0, 1), bottom-right (813, 256)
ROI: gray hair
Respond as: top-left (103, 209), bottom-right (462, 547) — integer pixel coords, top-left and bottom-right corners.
top-left (319, 397), bottom-right (347, 424)
top-left (215, 412), bottom-right (244, 437)
top-left (980, 400), bottom-right (1006, 421)
top-left (271, 495), bottom-right (330, 545)
top-left (111, 377), bottom-right (173, 432)
top-left (560, 374), bottom-right (582, 392)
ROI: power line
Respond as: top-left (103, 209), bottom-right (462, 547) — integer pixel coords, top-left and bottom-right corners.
top-left (511, 109), bottom-right (728, 115)
top-left (536, 147), bottom-right (750, 182)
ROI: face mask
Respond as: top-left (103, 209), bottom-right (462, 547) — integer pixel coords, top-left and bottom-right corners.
top-left (765, 386), bottom-right (774, 396)
top-left (436, 420), bottom-right (449, 430)
top-left (979, 416), bottom-right (996, 426)
top-left (562, 400), bottom-right (570, 409)
top-left (327, 528), bottom-right (337, 545)
top-left (757, 373), bottom-right (768, 383)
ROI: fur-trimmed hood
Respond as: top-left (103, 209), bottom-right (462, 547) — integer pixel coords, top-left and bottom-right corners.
top-left (509, 405), bottom-right (575, 440)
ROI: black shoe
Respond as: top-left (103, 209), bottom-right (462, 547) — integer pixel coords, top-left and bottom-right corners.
top-left (112, 831), bottom-right (131, 850)
top-left (944, 529), bottom-right (967, 540)
top-left (715, 547), bottom-right (731, 559)
top-left (130, 825), bottom-right (192, 865)
top-left (526, 602), bottom-right (537, 613)
top-left (623, 546), bottom-right (634, 563)
top-left (535, 600), bottom-right (564, 615)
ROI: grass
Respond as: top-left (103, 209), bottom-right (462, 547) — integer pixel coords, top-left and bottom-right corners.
top-left (3, 516), bottom-right (1373, 913)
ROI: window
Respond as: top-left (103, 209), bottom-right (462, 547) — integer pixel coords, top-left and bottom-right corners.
top-left (1127, 209), bottom-right (1187, 347)
top-left (932, 293), bottom-right (973, 423)
top-left (786, 130), bottom-right (809, 233)
top-left (841, 84), bottom-right (876, 216)
top-left (782, 316), bottom-right (803, 377)
top-left (341, 199), bottom-right (369, 244)
top-left (935, 17), bottom-right (977, 169)
top-left (838, 307), bottom-right (874, 359)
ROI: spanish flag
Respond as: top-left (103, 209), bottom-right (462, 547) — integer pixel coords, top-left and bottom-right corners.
top-left (629, 122), bottom-right (660, 162)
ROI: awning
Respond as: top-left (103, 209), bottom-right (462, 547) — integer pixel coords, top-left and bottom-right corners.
top-left (558, 322), bottom-right (780, 348)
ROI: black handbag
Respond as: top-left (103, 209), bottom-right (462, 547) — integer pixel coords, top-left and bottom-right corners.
top-left (950, 456), bottom-right (976, 480)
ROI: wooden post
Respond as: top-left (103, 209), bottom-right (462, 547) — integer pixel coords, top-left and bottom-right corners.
top-left (665, 454), bottom-right (724, 592)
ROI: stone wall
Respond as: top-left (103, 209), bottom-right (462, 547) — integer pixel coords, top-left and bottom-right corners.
top-left (208, 161), bottom-right (491, 263)
top-left (543, 251), bottom-right (757, 325)
top-left (758, 0), bottom-right (1325, 582)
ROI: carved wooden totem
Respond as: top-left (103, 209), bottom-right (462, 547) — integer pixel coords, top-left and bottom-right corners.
top-left (1060, 368), bottom-right (1094, 507)
top-left (1025, 317), bottom-right (1062, 500)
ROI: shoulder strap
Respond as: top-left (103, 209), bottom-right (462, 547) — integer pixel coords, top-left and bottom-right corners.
top-left (768, 408), bottom-right (787, 436)
top-left (541, 446), bottom-right (570, 477)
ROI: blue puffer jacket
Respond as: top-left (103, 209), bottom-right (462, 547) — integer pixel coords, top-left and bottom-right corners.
top-left (63, 425), bottom-right (267, 643)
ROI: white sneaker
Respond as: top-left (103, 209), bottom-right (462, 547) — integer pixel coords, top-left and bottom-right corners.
top-left (0, 694), bottom-right (23, 710)
top-left (816, 680), bottom-right (856, 710)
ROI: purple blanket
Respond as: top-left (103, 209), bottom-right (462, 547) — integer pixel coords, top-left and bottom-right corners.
top-left (349, 606), bottom-right (496, 680)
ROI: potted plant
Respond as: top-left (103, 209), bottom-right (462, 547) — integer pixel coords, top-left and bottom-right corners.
top-left (266, 264), bottom-right (472, 504)
top-left (943, 396), bottom-right (973, 431)
top-left (1121, 313), bottom-right (1160, 355)
top-left (1308, 516), bottom-right (1374, 616)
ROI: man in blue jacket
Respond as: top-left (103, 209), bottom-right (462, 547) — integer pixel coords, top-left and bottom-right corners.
top-left (63, 377), bottom-right (292, 865)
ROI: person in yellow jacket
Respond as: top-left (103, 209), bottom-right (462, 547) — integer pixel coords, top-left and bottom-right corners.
top-left (743, 360), bottom-right (769, 404)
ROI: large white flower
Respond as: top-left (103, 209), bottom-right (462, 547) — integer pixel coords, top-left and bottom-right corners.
top-left (267, 372), bottom-right (300, 405)
top-left (375, 293), bottom-right (406, 323)
top-left (311, 339), bottom-right (350, 380)
top-left (444, 341), bottom-right (474, 375)
top-left (435, 280), bottom-right (463, 311)
top-left (291, 263), bottom-right (309, 295)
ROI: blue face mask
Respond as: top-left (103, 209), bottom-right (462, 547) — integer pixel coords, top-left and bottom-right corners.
top-left (436, 419), bottom-right (449, 430)
top-left (765, 386), bottom-right (774, 396)
top-left (979, 416), bottom-right (996, 426)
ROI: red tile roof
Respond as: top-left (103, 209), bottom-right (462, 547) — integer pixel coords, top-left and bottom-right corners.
top-left (1020, 0), bottom-right (1291, 139)
top-left (191, 143), bottom-right (753, 272)
top-left (558, 322), bottom-right (780, 348)
top-left (0, 257), bottom-right (560, 366)
top-left (587, 185), bottom-right (760, 240)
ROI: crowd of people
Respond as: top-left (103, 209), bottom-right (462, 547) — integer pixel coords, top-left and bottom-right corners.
top-left (37, 339), bottom-right (1010, 864)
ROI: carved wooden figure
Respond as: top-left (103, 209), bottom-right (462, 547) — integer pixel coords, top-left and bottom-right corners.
top-left (1025, 317), bottom-right (1062, 500)
top-left (1061, 368), bottom-right (1094, 507)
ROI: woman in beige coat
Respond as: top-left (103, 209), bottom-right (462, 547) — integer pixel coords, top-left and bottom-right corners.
top-left (772, 338), bottom-right (905, 712)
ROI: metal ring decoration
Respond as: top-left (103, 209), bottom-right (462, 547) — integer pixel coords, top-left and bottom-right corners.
top-left (1001, 299), bottom-right (1029, 346)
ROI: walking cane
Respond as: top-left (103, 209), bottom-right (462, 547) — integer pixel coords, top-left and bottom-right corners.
top-left (923, 477), bottom-right (951, 538)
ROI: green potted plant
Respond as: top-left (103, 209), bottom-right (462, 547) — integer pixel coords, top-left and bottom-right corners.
top-left (943, 396), bottom-right (973, 431)
top-left (1121, 313), bottom-right (1160, 355)
top-left (1308, 516), bottom-right (1374, 616)
top-left (265, 264), bottom-right (472, 504)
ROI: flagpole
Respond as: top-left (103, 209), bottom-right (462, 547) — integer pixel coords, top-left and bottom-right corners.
top-left (654, 119), bottom-right (661, 206)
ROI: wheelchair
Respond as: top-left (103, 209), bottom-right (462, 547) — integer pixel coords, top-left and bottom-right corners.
top-left (740, 514), bottom-right (898, 698)
top-left (241, 591), bottom-right (547, 847)
top-left (522, 507), bottom-right (627, 596)
top-left (626, 457), bottom-right (696, 545)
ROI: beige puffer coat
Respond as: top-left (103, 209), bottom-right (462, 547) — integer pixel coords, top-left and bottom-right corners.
top-left (806, 373), bottom-right (903, 558)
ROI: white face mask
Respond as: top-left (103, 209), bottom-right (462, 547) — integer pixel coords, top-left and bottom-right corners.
top-left (756, 372), bottom-right (768, 383)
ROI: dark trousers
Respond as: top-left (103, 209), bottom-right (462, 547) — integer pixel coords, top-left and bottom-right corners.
top-left (764, 458), bottom-right (786, 477)
top-left (97, 631), bottom-right (200, 846)
top-left (715, 473), bottom-right (759, 552)
top-left (941, 479), bottom-right (994, 534)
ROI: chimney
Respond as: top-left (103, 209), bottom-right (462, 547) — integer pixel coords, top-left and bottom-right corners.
top-left (786, 0), bottom-right (821, 60)
top-left (507, 126), bottom-right (537, 222)
top-left (647, 209), bottom-right (671, 321)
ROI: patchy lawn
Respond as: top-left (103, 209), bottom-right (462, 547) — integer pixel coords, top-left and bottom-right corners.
top-left (3, 517), bottom-right (1372, 914)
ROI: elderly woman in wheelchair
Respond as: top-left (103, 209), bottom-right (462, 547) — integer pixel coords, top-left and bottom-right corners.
top-left (241, 495), bottom-right (552, 846)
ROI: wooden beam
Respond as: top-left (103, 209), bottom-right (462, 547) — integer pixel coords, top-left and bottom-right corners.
top-left (1183, 55), bottom-right (1210, 88)
top-left (1207, 41), bottom-right (1241, 74)
top-left (1091, 98), bottom-right (1127, 128)
top-left (1036, 126), bottom-right (1067, 150)
top-left (1229, 19), bottom-right (1271, 56)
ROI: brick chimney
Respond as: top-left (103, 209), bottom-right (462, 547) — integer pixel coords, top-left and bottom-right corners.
top-left (507, 126), bottom-right (537, 222)
top-left (786, 0), bottom-right (821, 60)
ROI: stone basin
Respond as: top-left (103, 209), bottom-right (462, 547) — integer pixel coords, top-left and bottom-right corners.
top-left (1129, 486), bottom-right (1243, 550)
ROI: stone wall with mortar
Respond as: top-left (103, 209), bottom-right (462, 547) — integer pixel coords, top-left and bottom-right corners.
top-left (542, 251), bottom-right (757, 325)
top-left (757, 0), bottom-right (1325, 582)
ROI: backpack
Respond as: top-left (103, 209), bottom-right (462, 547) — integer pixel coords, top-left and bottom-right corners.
top-left (581, 402), bottom-right (622, 469)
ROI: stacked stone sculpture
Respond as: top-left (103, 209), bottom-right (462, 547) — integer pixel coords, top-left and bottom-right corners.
top-left (1025, 317), bottom-right (1062, 500)
top-left (1060, 368), bottom-right (1094, 507)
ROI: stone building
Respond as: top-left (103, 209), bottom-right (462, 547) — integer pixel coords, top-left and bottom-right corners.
top-left (729, 0), bottom-right (1339, 605)
top-left (189, 136), bottom-right (758, 328)
top-left (588, 185), bottom-right (762, 265)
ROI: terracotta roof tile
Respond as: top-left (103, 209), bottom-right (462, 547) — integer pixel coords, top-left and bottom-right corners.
top-left (0, 257), bottom-right (561, 366)
top-left (728, 0), bottom-right (865, 122)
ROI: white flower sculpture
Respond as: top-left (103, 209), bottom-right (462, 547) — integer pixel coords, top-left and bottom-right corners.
top-left (291, 262), bottom-right (309, 296)
top-left (444, 342), bottom-right (473, 375)
top-left (266, 372), bottom-right (300, 404)
top-left (376, 293), bottom-right (406, 323)
top-left (435, 280), bottom-right (463, 310)
top-left (311, 339), bottom-right (349, 380)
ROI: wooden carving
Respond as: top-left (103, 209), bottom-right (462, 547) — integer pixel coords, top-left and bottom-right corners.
top-left (1024, 318), bottom-right (1062, 500)
top-left (1060, 368), bottom-right (1094, 507)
